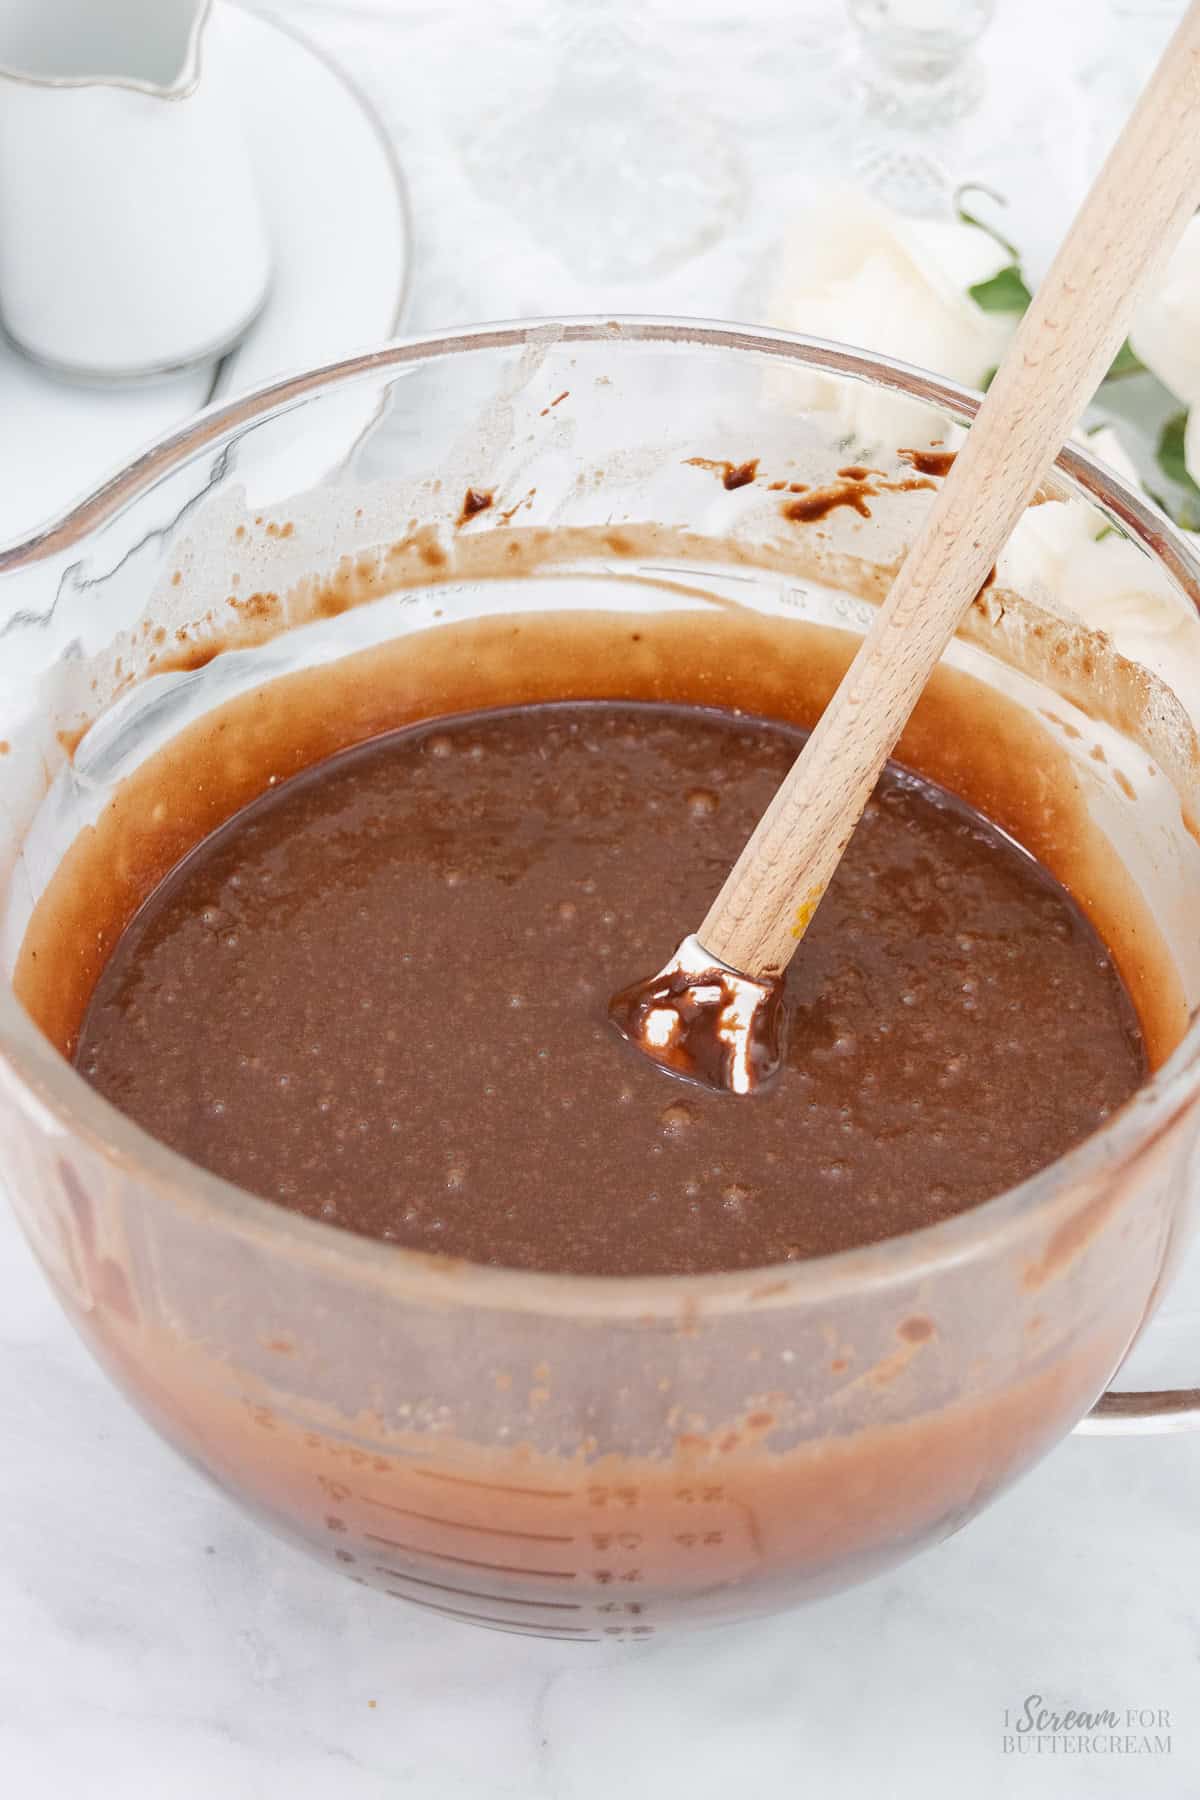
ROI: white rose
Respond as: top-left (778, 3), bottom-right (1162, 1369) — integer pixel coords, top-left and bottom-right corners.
top-left (765, 186), bottom-right (1200, 723)
top-left (1129, 216), bottom-right (1200, 490)
top-left (766, 184), bottom-right (1019, 447)
top-left (999, 426), bottom-right (1200, 727)
top-left (1130, 215), bottom-right (1200, 409)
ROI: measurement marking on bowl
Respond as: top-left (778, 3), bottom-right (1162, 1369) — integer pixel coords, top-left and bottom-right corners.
top-left (365, 1532), bottom-right (578, 1579)
top-left (458, 1622), bottom-right (602, 1642)
top-left (412, 1469), bottom-right (575, 1500)
top-left (365, 1497), bottom-right (574, 1543)
top-left (374, 1566), bottom-right (583, 1609)
top-left (386, 1592), bottom-right (593, 1634)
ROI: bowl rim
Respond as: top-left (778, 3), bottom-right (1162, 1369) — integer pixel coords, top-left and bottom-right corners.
top-left (3, 314), bottom-right (1200, 1322)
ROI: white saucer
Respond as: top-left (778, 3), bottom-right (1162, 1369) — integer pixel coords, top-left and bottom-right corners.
top-left (0, 2), bottom-right (412, 550)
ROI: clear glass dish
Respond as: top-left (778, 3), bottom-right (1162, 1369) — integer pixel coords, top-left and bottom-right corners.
top-left (1, 320), bottom-right (1198, 1640)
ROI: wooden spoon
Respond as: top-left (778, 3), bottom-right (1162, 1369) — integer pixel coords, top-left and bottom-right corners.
top-left (611, 0), bottom-right (1200, 1094)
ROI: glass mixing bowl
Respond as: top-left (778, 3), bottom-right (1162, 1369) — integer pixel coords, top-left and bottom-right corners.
top-left (1, 321), bottom-right (1198, 1640)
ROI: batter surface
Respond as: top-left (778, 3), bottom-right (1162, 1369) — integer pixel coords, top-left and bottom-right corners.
top-left (73, 701), bottom-right (1146, 1275)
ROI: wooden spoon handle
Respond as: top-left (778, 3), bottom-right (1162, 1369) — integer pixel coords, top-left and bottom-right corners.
top-left (699, 0), bottom-right (1200, 981)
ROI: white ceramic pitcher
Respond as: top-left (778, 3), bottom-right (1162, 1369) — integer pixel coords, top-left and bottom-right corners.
top-left (0, 0), bottom-right (270, 381)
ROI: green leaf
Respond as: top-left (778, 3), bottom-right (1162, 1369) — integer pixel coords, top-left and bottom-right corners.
top-left (957, 184), bottom-right (1139, 391)
top-left (954, 183), bottom-right (1021, 261)
top-left (980, 365), bottom-right (998, 391)
top-left (956, 185), bottom-right (1032, 320)
top-left (1105, 338), bottom-right (1144, 380)
top-left (1152, 410), bottom-right (1200, 529)
top-left (968, 264), bottom-right (1033, 313)
top-left (1157, 410), bottom-right (1194, 485)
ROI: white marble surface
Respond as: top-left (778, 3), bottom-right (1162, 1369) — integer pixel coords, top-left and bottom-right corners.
top-left (3, 1), bottom-right (1200, 1793)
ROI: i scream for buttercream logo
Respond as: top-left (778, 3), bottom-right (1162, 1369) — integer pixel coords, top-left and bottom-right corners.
top-left (1002, 1695), bottom-right (1172, 1757)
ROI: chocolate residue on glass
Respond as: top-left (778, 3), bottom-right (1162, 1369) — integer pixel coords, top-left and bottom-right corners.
top-left (497, 488), bottom-right (537, 525)
top-left (784, 483), bottom-right (875, 524)
top-left (686, 457), bottom-right (761, 491)
top-left (900, 448), bottom-right (957, 478)
top-left (457, 487), bottom-right (494, 526)
top-left (782, 469), bottom-right (936, 525)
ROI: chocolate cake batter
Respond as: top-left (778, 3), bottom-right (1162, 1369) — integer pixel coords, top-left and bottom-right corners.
top-left (74, 701), bottom-right (1146, 1275)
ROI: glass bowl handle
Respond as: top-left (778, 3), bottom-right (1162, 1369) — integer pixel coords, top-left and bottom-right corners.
top-left (1077, 1387), bottom-right (1200, 1435)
